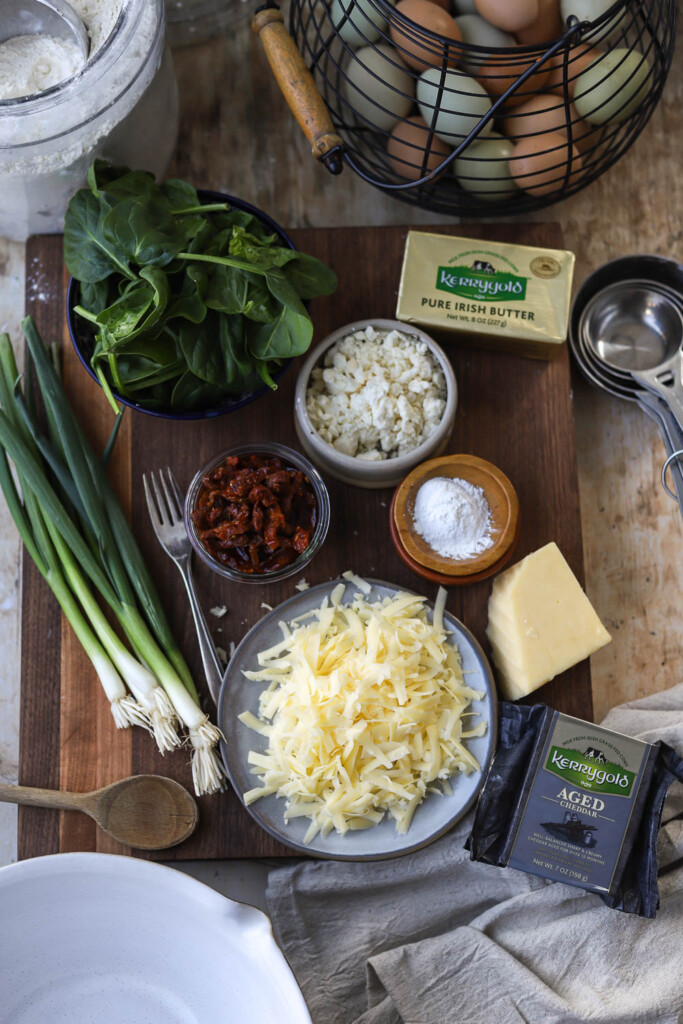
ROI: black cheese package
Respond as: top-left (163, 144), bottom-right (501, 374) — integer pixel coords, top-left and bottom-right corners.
top-left (466, 703), bottom-right (683, 917)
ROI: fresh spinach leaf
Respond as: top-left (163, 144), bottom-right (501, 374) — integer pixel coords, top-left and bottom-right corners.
top-left (177, 316), bottom-right (224, 384)
top-left (247, 303), bottom-right (313, 361)
top-left (166, 267), bottom-right (208, 324)
top-left (242, 273), bottom-right (277, 323)
top-left (265, 269), bottom-right (309, 317)
top-left (64, 190), bottom-right (134, 283)
top-left (205, 264), bottom-right (250, 315)
top-left (161, 179), bottom-right (200, 211)
top-left (283, 252), bottom-right (338, 299)
top-left (92, 281), bottom-right (154, 339)
top-left (228, 226), bottom-right (293, 268)
top-left (171, 370), bottom-right (225, 411)
top-left (80, 279), bottom-right (110, 315)
top-left (102, 196), bottom-right (189, 268)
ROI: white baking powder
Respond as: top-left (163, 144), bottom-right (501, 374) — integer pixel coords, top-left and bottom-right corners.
top-left (413, 476), bottom-right (493, 561)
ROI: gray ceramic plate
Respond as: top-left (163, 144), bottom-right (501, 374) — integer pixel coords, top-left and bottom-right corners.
top-left (218, 578), bottom-right (497, 860)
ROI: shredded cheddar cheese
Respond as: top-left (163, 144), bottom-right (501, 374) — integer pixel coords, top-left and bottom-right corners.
top-left (238, 577), bottom-right (486, 844)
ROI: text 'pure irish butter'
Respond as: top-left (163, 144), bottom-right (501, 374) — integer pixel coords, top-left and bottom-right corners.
top-left (396, 230), bottom-right (575, 359)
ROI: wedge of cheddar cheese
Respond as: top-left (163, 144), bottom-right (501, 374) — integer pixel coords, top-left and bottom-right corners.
top-left (486, 542), bottom-right (611, 700)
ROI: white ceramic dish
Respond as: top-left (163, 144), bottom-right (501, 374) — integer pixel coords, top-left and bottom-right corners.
top-left (294, 319), bottom-right (458, 489)
top-left (0, 853), bottom-right (311, 1024)
top-left (219, 578), bottom-right (497, 860)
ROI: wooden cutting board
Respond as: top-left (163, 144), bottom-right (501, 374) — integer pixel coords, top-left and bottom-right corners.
top-left (18, 222), bottom-right (592, 862)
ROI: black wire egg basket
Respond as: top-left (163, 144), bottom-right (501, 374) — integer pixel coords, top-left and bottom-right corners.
top-left (259, 0), bottom-right (676, 216)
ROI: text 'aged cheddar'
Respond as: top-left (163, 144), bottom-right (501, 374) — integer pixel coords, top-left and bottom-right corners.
top-left (486, 542), bottom-right (611, 700)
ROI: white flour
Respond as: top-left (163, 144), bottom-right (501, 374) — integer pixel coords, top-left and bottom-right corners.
top-left (0, 35), bottom-right (82, 99)
top-left (0, 0), bottom-right (178, 241)
top-left (0, 0), bottom-right (124, 101)
top-left (413, 476), bottom-right (493, 561)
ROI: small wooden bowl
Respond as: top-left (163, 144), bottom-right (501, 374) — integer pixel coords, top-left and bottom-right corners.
top-left (391, 454), bottom-right (520, 585)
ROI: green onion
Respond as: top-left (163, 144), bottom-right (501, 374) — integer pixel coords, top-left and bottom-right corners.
top-left (0, 323), bottom-right (225, 794)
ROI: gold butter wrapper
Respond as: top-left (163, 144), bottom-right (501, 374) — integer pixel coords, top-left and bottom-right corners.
top-left (396, 231), bottom-right (575, 360)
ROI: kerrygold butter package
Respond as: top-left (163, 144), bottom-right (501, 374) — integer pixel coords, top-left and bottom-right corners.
top-left (396, 231), bottom-right (575, 359)
top-left (466, 703), bottom-right (683, 917)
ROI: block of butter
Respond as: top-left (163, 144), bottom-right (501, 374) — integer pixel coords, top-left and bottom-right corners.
top-left (396, 230), bottom-right (575, 359)
top-left (486, 542), bottom-right (611, 700)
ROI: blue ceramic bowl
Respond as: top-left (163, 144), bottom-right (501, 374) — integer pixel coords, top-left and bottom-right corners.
top-left (66, 190), bottom-right (297, 420)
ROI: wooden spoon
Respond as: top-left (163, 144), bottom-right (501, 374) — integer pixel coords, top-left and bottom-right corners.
top-left (0, 775), bottom-right (199, 850)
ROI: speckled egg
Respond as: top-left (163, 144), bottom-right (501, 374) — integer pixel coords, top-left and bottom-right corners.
top-left (417, 67), bottom-right (493, 144)
top-left (343, 44), bottom-right (415, 132)
top-left (387, 114), bottom-right (452, 179)
top-left (390, 0), bottom-right (462, 71)
top-left (453, 132), bottom-right (518, 199)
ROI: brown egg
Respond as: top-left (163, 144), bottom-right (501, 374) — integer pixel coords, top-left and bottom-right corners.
top-left (509, 131), bottom-right (582, 195)
top-left (503, 93), bottom-right (595, 155)
top-left (390, 0), bottom-right (462, 71)
top-left (427, 0), bottom-right (451, 9)
top-left (387, 115), bottom-right (452, 180)
top-left (515, 0), bottom-right (562, 45)
top-left (473, 0), bottom-right (539, 32)
top-left (477, 55), bottom-right (550, 107)
top-left (547, 45), bottom-right (605, 96)
top-left (503, 93), bottom-right (576, 139)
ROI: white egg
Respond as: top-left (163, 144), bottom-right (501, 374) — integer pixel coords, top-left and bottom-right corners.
top-left (452, 0), bottom-right (478, 12)
top-left (574, 48), bottom-right (651, 125)
top-left (453, 132), bottom-right (518, 200)
top-left (343, 44), bottom-right (415, 132)
top-left (330, 0), bottom-right (389, 49)
top-left (454, 15), bottom-right (515, 75)
top-left (417, 68), bottom-right (492, 146)
top-left (560, 0), bottom-right (621, 38)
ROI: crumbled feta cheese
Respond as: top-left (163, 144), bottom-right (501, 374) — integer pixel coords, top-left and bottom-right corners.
top-left (306, 327), bottom-right (447, 460)
top-left (295, 579), bottom-right (310, 592)
top-left (210, 606), bottom-right (227, 618)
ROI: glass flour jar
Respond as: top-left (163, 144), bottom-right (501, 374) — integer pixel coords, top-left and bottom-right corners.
top-left (0, 0), bottom-right (178, 242)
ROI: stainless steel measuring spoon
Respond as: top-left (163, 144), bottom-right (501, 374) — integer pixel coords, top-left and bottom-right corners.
top-left (0, 0), bottom-right (89, 60)
top-left (638, 392), bottom-right (683, 517)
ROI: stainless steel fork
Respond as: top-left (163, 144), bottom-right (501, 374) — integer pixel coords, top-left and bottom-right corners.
top-left (143, 467), bottom-right (223, 706)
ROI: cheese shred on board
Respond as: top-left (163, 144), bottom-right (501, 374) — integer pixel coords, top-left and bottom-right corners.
top-left (238, 577), bottom-right (486, 844)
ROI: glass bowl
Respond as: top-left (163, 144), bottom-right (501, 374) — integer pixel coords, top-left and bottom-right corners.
top-left (67, 190), bottom-right (296, 421)
top-left (184, 442), bottom-right (331, 584)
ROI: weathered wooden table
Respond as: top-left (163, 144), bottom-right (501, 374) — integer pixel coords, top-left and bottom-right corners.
top-left (167, 17), bottom-right (683, 723)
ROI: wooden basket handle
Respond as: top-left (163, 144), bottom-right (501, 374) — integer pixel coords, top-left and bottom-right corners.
top-left (252, 3), bottom-right (345, 174)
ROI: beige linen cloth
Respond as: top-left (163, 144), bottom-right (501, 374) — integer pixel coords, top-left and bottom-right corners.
top-left (266, 684), bottom-right (683, 1024)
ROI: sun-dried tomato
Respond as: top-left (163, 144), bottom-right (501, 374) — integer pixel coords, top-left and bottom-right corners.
top-left (191, 452), bottom-right (317, 574)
